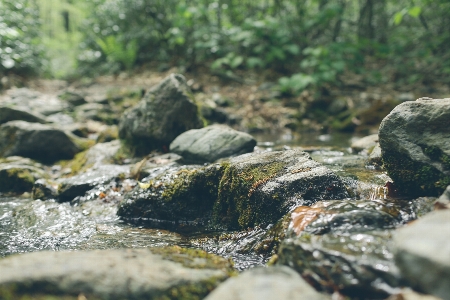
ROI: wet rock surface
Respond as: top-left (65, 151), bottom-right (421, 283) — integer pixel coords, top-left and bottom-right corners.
top-left (0, 247), bottom-right (233, 300)
top-left (0, 120), bottom-right (80, 163)
top-left (204, 266), bottom-right (329, 300)
top-left (118, 149), bottom-right (348, 232)
top-left (0, 157), bottom-right (47, 194)
top-left (394, 209), bottom-right (450, 300)
top-left (170, 124), bottom-right (256, 164)
top-left (379, 98), bottom-right (450, 196)
top-left (119, 73), bottom-right (204, 154)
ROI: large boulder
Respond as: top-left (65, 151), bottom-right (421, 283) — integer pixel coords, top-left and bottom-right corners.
top-left (379, 98), bottom-right (450, 196)
top-left (0, 246), bottom-right (234, 300)
top-left (118, 149), bottom-right (349, 232)
top-left (0, 121), bottom-right (80, 163)
top-left (170, 124), bottom-right (256, 164)
top-left (393, 209), bottom-right (450, 300)
top-left (204, 266), bottom-right (329, 300)
top-left (118, 74), bottom-right (204, 155)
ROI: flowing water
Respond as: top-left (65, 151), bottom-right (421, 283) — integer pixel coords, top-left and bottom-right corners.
top-left (0, 132), bottom-right (434, 274)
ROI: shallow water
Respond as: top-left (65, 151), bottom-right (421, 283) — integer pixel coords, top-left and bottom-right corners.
top-left (0, 132), bottom-right (422, 272)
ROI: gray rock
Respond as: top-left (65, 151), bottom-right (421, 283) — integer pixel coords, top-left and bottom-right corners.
top-left (58, 90), bottom-right (87, 107)
top-left (1, 87), bottom-right (69, 115)
top-left (170, 124), bottom-right (256, 163)
top-left (58, 164), bottom-right (129, 202)
top-left (277, 230), bottom-right (400, 298)
top-left (0, 156), bottom-right (47, 193)
top-left (118, 73), bottom-right (203, 155)
top-left (0, 247), bottom-right (232, 299)
top-left (46, 112), bottom-right (75, 125)
top-left (435, 185), bottom-right (450, 209)
top-left (32, 178), bottom-right (58, 200)
top-left (351, 134), bottom-right (378, 153)
top-left (368, 142), bottom-right (382, 167)
top-left (205, 266), bottom-right (328, 300)
top-left (0, 120), bottom-right (80, 163)
top-left (394, 209), bottom-right (450, 300)
top-left (0, 106), bottom-right (47, 124)
top-left (118, 149), bottom-right (349, 232)
top-left (379, 98), bottom-right (450, 196)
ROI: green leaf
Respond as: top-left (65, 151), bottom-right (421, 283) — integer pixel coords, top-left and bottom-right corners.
top-left (230, 55), bottom-right (243, 68)
top-left (408, 6), bottom-right (421, 18)
top-left (246, 57), bottom-right (264, 68)
top-left (284, 44), bottom-right (300, 55)
top-left (393, 11), bottom-right (404, 25)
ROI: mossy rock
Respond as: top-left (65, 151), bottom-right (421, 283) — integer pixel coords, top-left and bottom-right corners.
top-left (118, 149), bottom-right (349, 232)
top-left (0, 157), bottom-right (47, 194)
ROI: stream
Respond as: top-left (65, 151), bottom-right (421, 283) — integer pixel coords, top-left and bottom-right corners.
top-left (0, 132), bottom-right (434, 277)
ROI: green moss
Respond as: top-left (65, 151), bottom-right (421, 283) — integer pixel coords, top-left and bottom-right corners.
top-left (71, 137), bottom-right (95, 152)
top-left (0, 284), bottom-right (101, 300)
top-left (112, 140), bottom-right (136, 163)
top-left (213, 160), bottom-right (285, 229)
top-left (382, 149), bottom-right (450, 196)
top-left (57, 150), bottom-right (91, 176)
top-left (155, 276), bottom-right (227, 300)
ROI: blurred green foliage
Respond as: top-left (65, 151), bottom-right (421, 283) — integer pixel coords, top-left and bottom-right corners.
top-left (1, 0), bottom-right (450, 92)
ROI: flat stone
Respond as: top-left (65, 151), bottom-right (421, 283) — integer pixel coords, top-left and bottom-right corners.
top-left (394, 209), bottom-right (450, 300)
top-left (170, 124), bottom-right (256, 163)
top-left (205, 266), bottom-right (329, 300)
top-left (0, 247), bottom-right (232, 299)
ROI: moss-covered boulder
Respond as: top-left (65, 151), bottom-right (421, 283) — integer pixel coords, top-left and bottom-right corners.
top-left (118, 73), bottom-right (204, 155)
top-left (379, 98), bottom-right (450, 196)
top-left (0, 156), bottom-right (47, 194)
top-left (0, 246), bottom-right (234, 300)
top-left (118, 149), bottom-right (349, 232)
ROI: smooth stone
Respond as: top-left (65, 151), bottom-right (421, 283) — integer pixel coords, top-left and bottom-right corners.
top-left (0, 120), bottom-right (80, 163)
top-left (394, 209), bottom-right (450, 300)
top-left (0, 247), bottom-right (232, 300)
top-left (0, 106), bottom-right (47, 125)
top-left (204, 266), bottom-right (329, 300)
top-left (379, 98), bottom-right (450, 196)
top-left (351, 134), bottom-right (378, 152)
top-left (170, 124), bottom-right (256, 164)
top-left (118, 73), bottom-right (203, 154)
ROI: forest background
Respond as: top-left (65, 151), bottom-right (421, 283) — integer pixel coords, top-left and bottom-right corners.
top-left (1, 0), bottom-right (450, 133)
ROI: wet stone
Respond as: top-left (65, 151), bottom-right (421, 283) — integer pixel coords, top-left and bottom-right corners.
top-left (204, 266), bottom-right (329, 300)
top-left (0, 247), bottom-right (233, 300)
top-left (394, 209), bottom-right (450, 300)
top-left (58, 164), bottom-right (129, 202)
top-left (0, 157), bottom-right (47, 194)
top-left (277, 230), bottom-right (400, 299)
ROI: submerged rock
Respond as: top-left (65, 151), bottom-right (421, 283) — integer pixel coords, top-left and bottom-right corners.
top-left (0, 246), bottom-right (234, 300)
top-left (394, 209), bottom-right (450, 300)
top-left (0, 121), bottom-right (80, 163)
top-left (277, 230), bottom-right (400, 298)
top-left (118, 149), bottom-right (348, 232)
top-left (119, 73), bottom-right (204, 155)
top-left (170, 124), bottom-right (256, 164)
top-left (205, 266), bottom-right (329, 300)
top-left (379, 98), bottom-right (450, 196)
top-left (0, 157), bottom-right (47, 193)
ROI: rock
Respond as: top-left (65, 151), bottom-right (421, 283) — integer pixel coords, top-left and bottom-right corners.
top-left (351, 134), bottom-right (378, 153)
top-left (393, 209), bottom-right (450, 300)
top-left (118, 73), bottom-right (204, 155)
top-left (0, 120), bottom-right (80, 163)
top-left (118, 149), bottom-right (349, 232)
top-left (386, 288), bottom-right (443, 300)
top-left (32, 178), bottom-right (58, 200)
top-left (58, 90), bottom-right (87, 107)
top-left (277, 230), bottom-right (400, 298)
top-left (435, 185), bottom-right (450, 209)
top-left (130, 153), bottom-right (184, 180)
top-left (204, 266), bottom-right (328, 300)
top-left (379, 98), bottom-right (450, 196)
top-left (0, 156), bottom-right (47, 193)
top-left (0, 106), bottom-right (47, 125)
top-left (58, 164), bottom-right (129, 202)
top-left (0, 246), bottom-right (233, 300)
top-left (170, 125), bottom-right (256, 164)
top-left (45, 112), bottom-right (75, 125)
top-left (1, 87), bottom-right (69, 115)
top-left (367, 143), bottom-right (382, 167)
top-left (74, 102), bottom-right (115, 124)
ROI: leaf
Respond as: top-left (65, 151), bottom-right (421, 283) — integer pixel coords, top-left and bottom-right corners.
top-left (246, 57), bottom-right (264, 68)
top-left (284, 44), bottom-right (300, 55)
top-left (230, 55), bottom-right (243, 68)
top-left (138, 182), bottom-right (152, 189)
top-left (408, 6), bottom-right (421, 18)
top-left (393, 11), bottom-right (405, 25)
